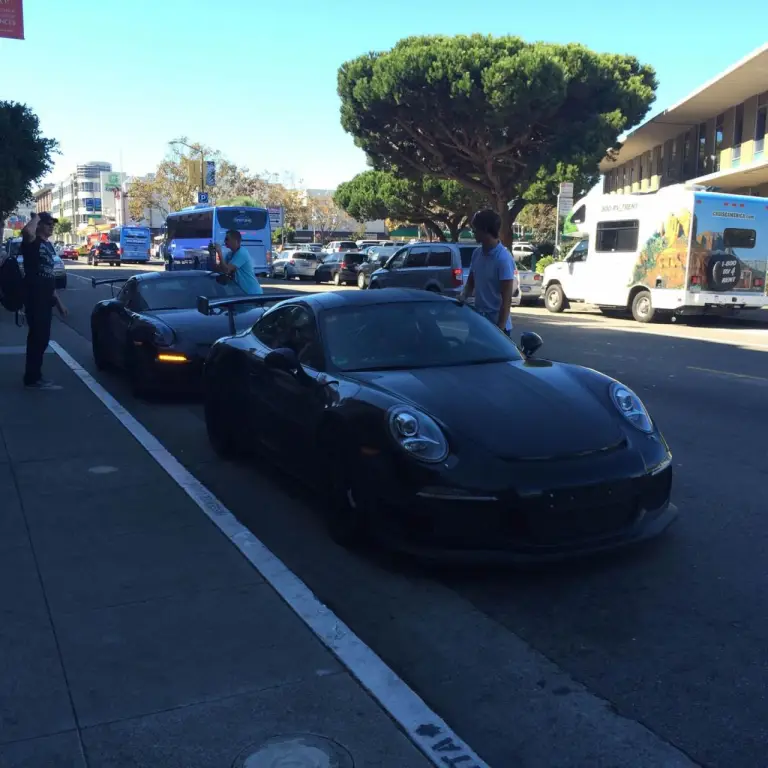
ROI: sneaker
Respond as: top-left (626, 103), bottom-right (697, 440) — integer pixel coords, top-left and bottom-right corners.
top-left (25, 378), bottom-right (62, 391)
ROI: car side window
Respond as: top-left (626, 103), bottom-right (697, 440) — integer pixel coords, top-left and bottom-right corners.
top-left (252, 306), bottom-right (296, 349)
top-left (285, 306), bottom-right (324, 370)
top-left (404, 246), bottom-right (430, 268)
top-left (386, 247), bottom-right (408, 269)
top-left (427, 248), bottom-right (452, 267)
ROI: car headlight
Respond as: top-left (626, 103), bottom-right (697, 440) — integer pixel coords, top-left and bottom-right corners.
top-left (152, 326), bottom-right (175, 347)
top-left (388, 406), bottom-right (449, 463)
top-left (610, 382), bottom-right (653, 433)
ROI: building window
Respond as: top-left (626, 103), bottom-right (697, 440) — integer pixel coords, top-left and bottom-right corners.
top-left (756, 93), bottom-right (768, 156)
top-left (657, 145), bottom-right (664, 177)
top-left (732, 104), bottom-right (744, 167)
top-left (595, 220), bottom-right (640, 253)
top-left (714, 114), bottom-right (724, 172)
top-left (638, 156), bottom-right (644, 185)
top-left (670, 138), bottom-right (679, 179)
top-left (697, 122), bottom-right (708, 174)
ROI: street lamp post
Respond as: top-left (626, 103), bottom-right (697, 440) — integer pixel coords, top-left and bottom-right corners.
top-left (170, 139), bottom-right (206, 197)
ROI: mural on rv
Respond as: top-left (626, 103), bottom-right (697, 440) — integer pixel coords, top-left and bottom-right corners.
top-left (631, 201), bottom-right (767, 293)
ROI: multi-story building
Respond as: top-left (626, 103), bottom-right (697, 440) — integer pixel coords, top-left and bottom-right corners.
top-left (49, 162), bottom-right (127, 232)
top-left (600, 44), bottom-right (768, 198)
top-left (33, 184), bottom-right (54, 214)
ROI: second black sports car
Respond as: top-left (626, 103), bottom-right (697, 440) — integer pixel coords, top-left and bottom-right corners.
top-left (201, 288), bottom-right (676, 562)
top-left (90, 270), bottom-right (297, 397)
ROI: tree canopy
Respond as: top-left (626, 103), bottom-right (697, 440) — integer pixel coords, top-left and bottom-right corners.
top-left (54, 218), bottom-right (72, 236)
top-left (0, 102), bottom-right (58, 224)
top-left (334, 169), bottom-right (485, 241)
top-left (337, 35), bottom-right (656, 242)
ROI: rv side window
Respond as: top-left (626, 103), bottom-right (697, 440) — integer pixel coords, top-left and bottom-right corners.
top-left (595, 220), bottom-right (639, 253)
top-left (571, 204), bottom-right (586, 224)
top-left (723, 228), bottom-right (756, 249)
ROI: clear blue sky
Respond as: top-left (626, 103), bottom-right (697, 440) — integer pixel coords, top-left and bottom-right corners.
top-left (1, 0), bottom-right (765, 189)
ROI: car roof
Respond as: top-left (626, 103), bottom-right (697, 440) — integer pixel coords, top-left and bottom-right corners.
top-left (131, 270), bottom-right (220, 282)
top-left (300, 287), bottom-right (450, 312)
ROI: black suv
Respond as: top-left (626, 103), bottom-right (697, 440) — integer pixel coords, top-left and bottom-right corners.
top-left (89, 242), bottom-right (120, 267)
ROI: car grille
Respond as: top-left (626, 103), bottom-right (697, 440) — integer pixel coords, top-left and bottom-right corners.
top-left (521, 478), bottom-right (641, 545)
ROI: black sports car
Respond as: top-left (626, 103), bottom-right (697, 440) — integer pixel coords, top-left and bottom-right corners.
top-left (201, 288), bottom-right (676, 562)
top-left (90, 270), bottom-right (297, 397)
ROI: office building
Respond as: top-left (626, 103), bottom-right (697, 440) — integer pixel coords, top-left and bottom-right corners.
top-left (601, 44), bottom-right (768, 197)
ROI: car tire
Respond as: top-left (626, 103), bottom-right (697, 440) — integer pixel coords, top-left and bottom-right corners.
top-left (315, 273), bottom-right (323, 283)
top-left (333, 272), bottom-right (341, 286)
top-left (357, 272), bottom-right (366, 289)
top-left (545, 284), bottom-right (565, 313)
top-left (323, 440), bottom-right (370, 548)
top-left (91, 325), bottom-right (110, 371)
top-left (127, 346), bottom-right (156, 399)
top-left (631, 290), bottom-right (655, 323)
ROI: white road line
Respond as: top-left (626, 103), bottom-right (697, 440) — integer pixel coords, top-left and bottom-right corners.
top-left (48, 340), bottom-right (490, 768)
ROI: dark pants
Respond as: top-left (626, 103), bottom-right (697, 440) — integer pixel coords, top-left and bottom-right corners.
top-left (24, 279), bottom-right (54, 385)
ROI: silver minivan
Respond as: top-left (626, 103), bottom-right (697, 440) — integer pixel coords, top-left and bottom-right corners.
top-left (368, 242), bottom-right (521, 305)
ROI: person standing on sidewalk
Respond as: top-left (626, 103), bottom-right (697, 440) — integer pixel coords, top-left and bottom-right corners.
top-left (20, 212), bottom-right (68, 390)
top-left (459, 209), bottom-right (517, 335)
top-left (212, 229), bottom-right (263, 295)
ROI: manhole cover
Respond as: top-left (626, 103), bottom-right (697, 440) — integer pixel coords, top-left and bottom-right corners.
top-left (232, 734), bottom-right (354, 768)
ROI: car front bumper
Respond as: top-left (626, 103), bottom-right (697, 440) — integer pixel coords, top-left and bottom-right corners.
top-left (359, 451), bottom-right (676, 563)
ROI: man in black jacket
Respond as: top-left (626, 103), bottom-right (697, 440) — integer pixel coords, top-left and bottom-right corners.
top-left (20, 212), bottom-right (68, 390)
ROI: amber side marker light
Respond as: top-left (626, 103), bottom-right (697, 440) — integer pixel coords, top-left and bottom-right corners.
top-left (156, 353), bottom-right (189, 363)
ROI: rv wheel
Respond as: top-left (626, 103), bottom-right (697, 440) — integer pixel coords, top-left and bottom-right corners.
top-left (631, 290), bottom-right (655, 323)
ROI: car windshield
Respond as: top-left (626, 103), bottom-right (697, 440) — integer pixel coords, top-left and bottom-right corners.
top-left (321, 300), bottom-right (522, 372)
top-left (137, 274), bottom-right (245, 310)
top-left (342, 252), bottom-right (365, 264)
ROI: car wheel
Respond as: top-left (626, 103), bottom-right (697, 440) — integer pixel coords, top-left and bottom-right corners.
top-left (631, 290), bottom-right (655, 323)
top-left (323, 440), bottom-right (370, 548)
top-left (357, 272), bottom-right (366, 289)
top-left (283, 268), bottom-right (291, 280)
top-left (91, 325), bottom-right (110, 371)
top-left (545, 284), bottom-right (565, 313)
top-left (333, 272), bottom-right (341, 286)
top-left (315, 273), bottom-right (323, 283)
top-left (127, 346), bottom-right (156, 399)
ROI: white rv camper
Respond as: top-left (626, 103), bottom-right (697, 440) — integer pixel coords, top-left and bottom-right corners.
top-left (542, 184), bottom-right (768, 322)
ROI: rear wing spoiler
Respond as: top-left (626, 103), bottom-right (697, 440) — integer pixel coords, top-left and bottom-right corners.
top-left (197, 292), bottom-right (302, 335)
top-left (91, 276), bottom-right (129, 297)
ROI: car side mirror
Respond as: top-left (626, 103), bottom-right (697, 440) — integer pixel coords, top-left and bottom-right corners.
top-left (520, 331), bottom-right (543, 358)
top-left (265, 347), bottom-right (300, 373)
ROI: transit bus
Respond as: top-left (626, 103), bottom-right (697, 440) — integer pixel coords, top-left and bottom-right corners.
top-left (164, 205), bottom-right (271, 274)
top-left (108, 225), bottom-right (151, 264)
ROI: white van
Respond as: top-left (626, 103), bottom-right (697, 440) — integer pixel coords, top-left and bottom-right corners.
top-left (542, 185), bottom-right (768, 322)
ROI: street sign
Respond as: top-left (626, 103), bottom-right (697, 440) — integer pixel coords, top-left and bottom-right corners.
top-left (0, 0), bottom-right (24, 40)
top-left (106, 172), bottom-right (121, 191)
top-left (198, 192), bottom-right (209, 204)
top-left (268, 206), bottom-right (284, 229)
top-left (559, 182), bottom-right (574, 197)
top-left (557, 197), bottom-right (574, 216)
top-left (205, 161), bottom-right (216, 187)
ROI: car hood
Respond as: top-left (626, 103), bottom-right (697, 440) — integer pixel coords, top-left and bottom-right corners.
top-left (349, 360), bottom-right (625, 460)
top-left (147, 307), bottom-right (265, 346)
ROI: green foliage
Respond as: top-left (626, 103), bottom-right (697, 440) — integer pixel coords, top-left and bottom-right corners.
top-left (272, 226), bottom-right (295, 244)
top-left (516, 204), bottom-right (556, 243)
top-left (338, 35), bottom-right (656, 241)
top-left (217, 196), bottom-right (263, 207)
top-left (54, 218), bottom-right (72, 235)
top-left (535, 255), bottom-right (557, 274)
top-left (0, 102), bottom-right (58, 223)
top-left (334, 169), bottom-right (486, 241)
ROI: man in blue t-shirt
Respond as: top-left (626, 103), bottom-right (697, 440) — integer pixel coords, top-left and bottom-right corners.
top-left (458, 209), bottom-right (517, 334)
top-left (213, 229), bottom-right (263, 295)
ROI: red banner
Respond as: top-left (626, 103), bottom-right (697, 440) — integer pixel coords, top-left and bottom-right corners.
top-left (0, 0), bottom-right (24, 40)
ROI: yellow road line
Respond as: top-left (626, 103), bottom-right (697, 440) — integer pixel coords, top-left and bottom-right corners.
top-left (687, 366), bottom-right (768, 382)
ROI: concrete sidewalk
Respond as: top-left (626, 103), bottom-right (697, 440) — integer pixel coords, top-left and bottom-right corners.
top-left (0, 319), bottom-right (431, 767)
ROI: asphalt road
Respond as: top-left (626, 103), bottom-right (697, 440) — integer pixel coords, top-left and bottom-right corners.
top-left (53, 261), bottom-right (768, 767)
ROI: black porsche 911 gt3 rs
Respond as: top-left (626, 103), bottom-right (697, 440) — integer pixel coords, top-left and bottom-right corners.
top-left (90, 271), bottom-right (297, 397)
top-left (200, 288), bottom-right (677, 562)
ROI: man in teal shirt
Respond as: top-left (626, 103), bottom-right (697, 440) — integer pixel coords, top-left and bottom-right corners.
top-left (213, 229), bottom-right (263, 294)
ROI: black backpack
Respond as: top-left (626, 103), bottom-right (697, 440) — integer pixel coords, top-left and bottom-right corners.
top-left (0, 254), bottom-right (26, 313)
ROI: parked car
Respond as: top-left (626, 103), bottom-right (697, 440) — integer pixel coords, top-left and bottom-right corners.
top-left (368, 242), bottom-right (521, 306)
top-left (314, 251), bottom-right (367, 285)
top-left (323, 240), bottom-right (358, 255)
top-left (202, 288), bottom-right (675, 558)
top-left (270, 250), bottom-right (322, 280)
top-left (357, 245), bottom-right (402, 289)
top-left (356, 239), bottom-right (382, 250)
top-left (88, 242), bottom-right (121, 266)
top-left (511, 244), bottom-right (543, 303)
top-left (61, 245), bottom-right (79, 260)
top-left (8, 238), bottom-right (67, 290)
